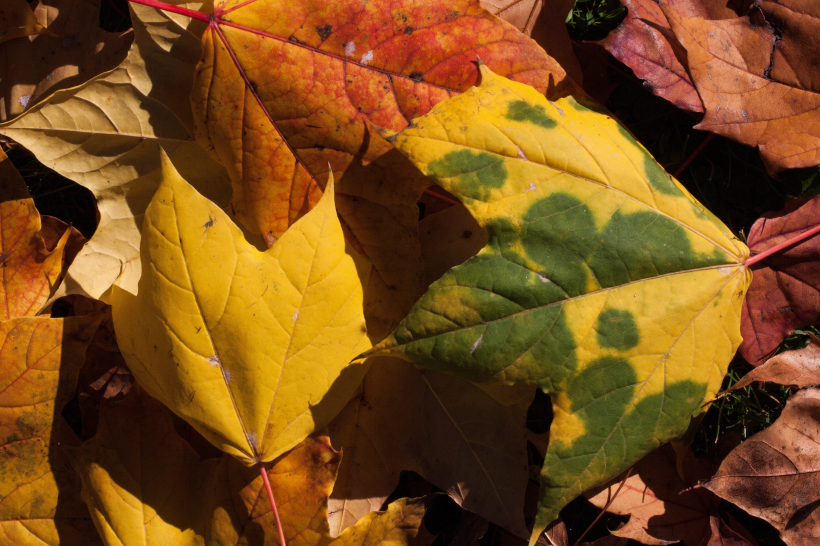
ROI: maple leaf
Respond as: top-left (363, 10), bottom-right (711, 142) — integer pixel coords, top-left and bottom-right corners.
top-left (0, 313), bottom-right (102, 545)
top-left (703, 388), bottom-right (820, 546)
top-left (366, 65), bottom-right (751, 543)
top-left (0, 148), bottom-right (69, 318)
top-left (112, 151), bottom-right (371, 465)
top-left (738, 195), bottom-right (820, 364)
top-left (0, 0), bottom-right (45, 45)
top-left (662, 1), bottom-right (820, 174)
top-left (0, 0), bottom-right (233, 303)
top-left (585, 442), bottom-right (755, 546)
top-left (328, 357), bottom-right (533, 538)
top-left (64, 392), bottom-right (434, 546)
top-left (0, 0), bottom-right (133, 122)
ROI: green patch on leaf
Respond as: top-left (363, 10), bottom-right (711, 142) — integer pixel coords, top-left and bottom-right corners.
top-left (596, 309), bottom-right (639, 351)
top-left (428, 149), bottom-right (507, 201)
top-left (505, 100), bottom-right (557, 129)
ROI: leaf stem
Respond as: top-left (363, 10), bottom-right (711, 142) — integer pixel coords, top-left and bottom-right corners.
top-left (745, 222), bottom-right (820, 267)
top-left (422, 188), bottom-right (461, 206)
top-left (572, 466), bottom-right (633, 546)
top-left (258, 462), bottom-right (288, 546)
top-left (672, 133), bottom-right (715, 178)
top-left (127, 0), bottom-right (210, 22)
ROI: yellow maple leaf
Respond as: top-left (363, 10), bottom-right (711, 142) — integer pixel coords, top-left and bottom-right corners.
top-left (112, 151), bottom-right (372, 466)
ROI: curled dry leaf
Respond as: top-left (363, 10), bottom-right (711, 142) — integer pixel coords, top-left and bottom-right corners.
top-left (703, 388), bottom-right (820, 546)
top-left (739, 195), bottom-right (820, 364)
top-left (0, 0), bottom-right (233, 303)
top-left (663, 1), bottom-right (820, 174)
top-left (707, 515), bottom-right (754, 546)
top-left (65, 392), bottom-right (433, 546)
top-left (731, 333), bottom-right (820, 392)
top-left (0, 314), bottom-right (102, 545)
top-left (328, 358), bottom-right (533, 538)
top-left (367, 65), bottom-right (749, 543)
top-left (112, 152), bottom-right (371, 465)
top-left (0, 0), bottom-right (133, 122)
top-left (0, 0), bottom-right (45, 44)
top-left (0, 149), bottom-right (69, 318)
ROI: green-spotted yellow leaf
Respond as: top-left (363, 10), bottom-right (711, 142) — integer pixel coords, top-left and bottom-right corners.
top-left (112, 151), bottom-right (371, 466)
top-left (366, 65), bottom-right (751, 543)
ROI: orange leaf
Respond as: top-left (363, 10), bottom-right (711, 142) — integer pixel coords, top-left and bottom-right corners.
top-left (0, 149), bottom-right (69, 319)
top-left (189, 0), bottom-right (564, 337)
top-left (663, 2), bottom-right (820, 174)
top-left (0, 0), bottom-right (45, 45)
top-left (0, 313), bottom-right (102, 545)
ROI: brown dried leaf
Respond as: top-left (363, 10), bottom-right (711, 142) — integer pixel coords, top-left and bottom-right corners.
top-left (703, 388), bottom-right (820, 546)
top-left (0, 0), bottom-right (45, 44)
top-left (707, 515), bottom-right (754, 546)
top-left (585, 441), bottom-right (750, 546)
top-left (0, 0), bottom-right (133, 122)
top-left (730, 334), bottom-right (820, 392)
top-left (663, 2), bottom-right (820, 174)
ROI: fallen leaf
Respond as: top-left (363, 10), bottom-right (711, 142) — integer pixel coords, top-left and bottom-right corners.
top-left (192, 0), bottom-right (564, 241)
top-left (368, 65), bottom-right (751, 543)
top-left (703, 387), bottom-right (820, 546)
top-left (63, 392), bottom-right (217, 546)
top-left (327, 357), bottom-right (533, 537)
top-left (585, 443), bottom-right (741, 546)
top-left (0, 148), bottom-right (69, 318)
top-left (112, 151), bottom-right (371, 466)
top-left (0, 0), bottom-right (45, 44)
top-left (66, 391), bottom-right (432, 546)
top-left (731, 334), bottom-right (820, 391)
top-left (0, 0), bottom-right (133, 122)
top-left (326, 498), bottom-right (434, 546)
top-left (0, 314), bottom-right (102, 545)
top-left (597, 0), bottom-right (703, 112)
top-left (0, 0), bottom-right (233, 302)
top-left (190, 0), bottom-right (566, 341)
top-left (39, 215), bottom-right (86, 272)
top-left (529, 0), bottom-right (584, 86)
top-left (543, 518), bottom-right (568, 546)
top-left (739, 195), bottom-right (820, 363)
top-left (418, 204), bottom-right (488, 287)
top-left (663, 2), bottom-right (820, 174)
top-left (481, 0), bottom-right (544, 36)
top-left (707, 515), bottom-right (754, 546)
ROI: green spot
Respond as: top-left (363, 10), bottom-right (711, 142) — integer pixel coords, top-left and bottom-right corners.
top-left (505, 100), bottom-right (557, 129)
top-left (644, 154), bottom-right (684, 196)
top-left (520, 193), bottom-right (596, 297)
top-left (588, 210), bottom-right (728, 286)
top-left (566, 95), bottom-right (611, 116)
top-left (596, 309), bottom-right (639, 351)
top-left (428, 149), bottom-right (506, 201)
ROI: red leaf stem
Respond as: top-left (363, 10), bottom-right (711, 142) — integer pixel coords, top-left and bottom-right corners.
top-left (672, 133), bottom-right (715, 178)
top-left (259, 462), bottom-right (288, 546)
top-left (127, 0), bottom-right (210, 22)
top-left (745, 221), bottom-right (820, 267)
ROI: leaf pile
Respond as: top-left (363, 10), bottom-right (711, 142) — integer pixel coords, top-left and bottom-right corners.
top-left (2, 0), bottom-right (820, 546)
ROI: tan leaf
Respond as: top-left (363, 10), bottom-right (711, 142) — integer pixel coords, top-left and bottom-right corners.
top-left (703, 388), bottom-right (820, 545)
top-left (0, 0), bottom-right (132, 122)
top-left (729, 333), bottom-right (820, 392)
top-left (0, 1), bottom-right (233, 302)
top-left (0, 0), bottom-right (45, 44)
top-left (481, 0), bottom-right (544, 35)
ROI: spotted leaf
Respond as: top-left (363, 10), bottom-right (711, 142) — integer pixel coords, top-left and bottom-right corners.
top-left (367, 65), bottom-right (751, 543)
